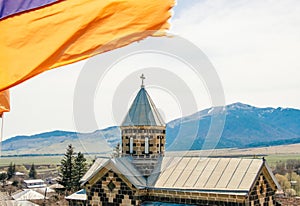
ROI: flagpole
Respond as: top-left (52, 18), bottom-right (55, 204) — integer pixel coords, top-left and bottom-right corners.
top-left (0, 113), bottom-right (4, 157)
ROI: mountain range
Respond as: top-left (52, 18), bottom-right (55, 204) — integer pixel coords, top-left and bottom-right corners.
top-left (2, 103), bottom-right (300, 156)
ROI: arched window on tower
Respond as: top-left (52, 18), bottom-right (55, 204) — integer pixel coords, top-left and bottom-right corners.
top-left (130, 137), bottom-right (133, 154)
top-left (160, 136), bottom-right (163, 153)
top-left (158, 136), bottom-right (161, 153)
top-left (145, 137), bottom-right (149, 154)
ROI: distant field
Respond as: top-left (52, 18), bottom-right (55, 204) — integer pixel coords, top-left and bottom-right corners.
top-left (0, 156), bottom-right (63, 167)
top-left (174, 143), bottom-right (300, 157)
top-left (265, 154), bottom-right (300, 167)
top-left (0, 154), bottom-right (98, 167)
top-left (1, 143), bottom-right (299, 167)
top-left (167, 144), bottom-right (300, 168)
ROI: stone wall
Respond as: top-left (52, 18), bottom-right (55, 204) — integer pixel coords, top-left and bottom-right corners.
top-left (121, 126), bottom-right (166, 157)
top-left (247, 168), bottom-right (277, 206)
top-left (67, 199), bottom-right (86, 206)
top-left (84, 161), bottom-right (279, 206)
top-left (87, 182), bottom-right (248, 206)
top-left (147, 189), bottom-right (246, 206)
top-left (86, 179), bottom-right (278, 206)
top-left (86, 170), bottom-right (146, 206)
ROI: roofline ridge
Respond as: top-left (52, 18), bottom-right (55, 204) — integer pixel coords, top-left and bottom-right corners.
top-left (144, 88), bottom-right (165, 125)
top-left (121, 86), bottom-right (165, 126)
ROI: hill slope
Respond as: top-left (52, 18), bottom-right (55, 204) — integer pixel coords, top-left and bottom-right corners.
top-left (2, 103), bottom-right (300, 155)
top-left (2, 127), bottom-right (120, 156)
top-left (166, 103), bottom-right (300, 150)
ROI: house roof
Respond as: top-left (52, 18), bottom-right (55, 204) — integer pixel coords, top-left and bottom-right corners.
top-left (148, 157), bottom-right (281, 195)
top-left (121, 87), bottom-right (165, 126)
top-left (12, 189), bottom-right (47, 200)
top-left (81, 157), bottom-right (110, 183)
top-left (48, 183), bottom-right (64, 189)
top-left (33, 187), bottom-right (55, 194)
top-left (23, 179), bottom-right (45, 184)
top-left (82, 156), bottom-right (280, 196)
top-left (66, 189), bottom-right (87, 201)
top-left (81, 156), bottom-right (146, 189)
top-left (2, 200), bottom-right (39, 206)
top-left (112, 157), bottom-right (147, 188)
top-left (14, 172), bottom-right (25, 176)
top-left (149, 157), bottom-right (263, 193)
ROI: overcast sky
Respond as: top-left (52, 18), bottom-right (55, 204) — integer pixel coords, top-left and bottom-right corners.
top-left (2, 0), bottom-right (300, 140)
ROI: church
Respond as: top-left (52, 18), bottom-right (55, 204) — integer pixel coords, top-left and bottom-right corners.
top-left (79, 76), bottom-right (281, 206)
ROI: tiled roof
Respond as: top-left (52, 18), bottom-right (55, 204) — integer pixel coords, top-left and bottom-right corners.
top-left (122, 87), bottom-right (165, 126)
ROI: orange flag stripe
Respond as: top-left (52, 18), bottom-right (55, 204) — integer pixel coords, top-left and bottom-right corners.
top-left (0, 0), bottom-right (174, 91)
top-left (0, 90), bottom-right (10, 116)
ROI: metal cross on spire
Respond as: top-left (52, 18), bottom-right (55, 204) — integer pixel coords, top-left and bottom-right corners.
top-left (140, 74), bottom-right (145, 87)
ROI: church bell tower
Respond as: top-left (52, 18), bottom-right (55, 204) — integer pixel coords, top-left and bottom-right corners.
top-left (120, 75), bottom-right (166, 175)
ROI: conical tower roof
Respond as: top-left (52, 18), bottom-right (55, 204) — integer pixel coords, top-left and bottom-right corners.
top-left (122, 87), bottom-right (165, 126)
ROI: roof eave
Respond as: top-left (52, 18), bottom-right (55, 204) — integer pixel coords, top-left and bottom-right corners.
top-left (146, 186), bottom-right (249, 196)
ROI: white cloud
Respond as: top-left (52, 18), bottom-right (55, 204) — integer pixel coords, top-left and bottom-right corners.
top-left (171, 0), bottom-right (300, 108)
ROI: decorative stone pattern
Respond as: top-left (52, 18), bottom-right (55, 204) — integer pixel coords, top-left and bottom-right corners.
top-left (86, 170), bottom-right (145, 206)
top-left (247, 170), bottom-right (277, 206)
top-left (147, 189), bottom-right (246, 206)
top-left (121, 126), bottom-right (166, 157)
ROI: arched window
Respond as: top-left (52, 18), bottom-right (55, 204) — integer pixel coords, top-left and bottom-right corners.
top-left (130, 137), bottom-right (133, 154)
top-left (158, 136), bottom-right (161, 153)
top-left (160, 136), bottom-right (163, 153)
top-left (145, 137), bottom-right (149, 154)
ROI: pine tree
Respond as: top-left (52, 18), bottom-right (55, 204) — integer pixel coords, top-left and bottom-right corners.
top-left (0, 172), bottom-right (8, 186)
top-left (12, 164), bottom-right (16, 175)
top-left (7, 162), bottom-right (14, 179)
top-left (29, 163), bottom-right (37, 179)
top-left (73, 152), bottom-right (87, 191)
top-left (59, 144), bottom-right (75, 191)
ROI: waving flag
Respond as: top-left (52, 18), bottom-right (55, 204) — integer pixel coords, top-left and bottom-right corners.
top-left (0, 90), bottom-right (10, 117)
top-left (0, 0), bottom-right (58, 19)
top-left (0, 0), bottom-right (174, 92)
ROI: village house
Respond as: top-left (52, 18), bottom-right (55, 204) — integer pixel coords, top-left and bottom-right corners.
top-left (23, 179), bottom-right (47, 189)
top-left (66, 189), bottom-right (87, 206)
top-left (80, 76), bottom-right (281, 206)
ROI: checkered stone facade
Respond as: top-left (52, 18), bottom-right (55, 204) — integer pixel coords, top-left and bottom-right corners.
top-left (247, 168), bottom-right (277, 206)
top-left (86, 170), bottom-right (145, 206)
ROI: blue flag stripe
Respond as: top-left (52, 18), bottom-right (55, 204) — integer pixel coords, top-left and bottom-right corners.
top-left (0, 0), bottom-right (57, 19)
